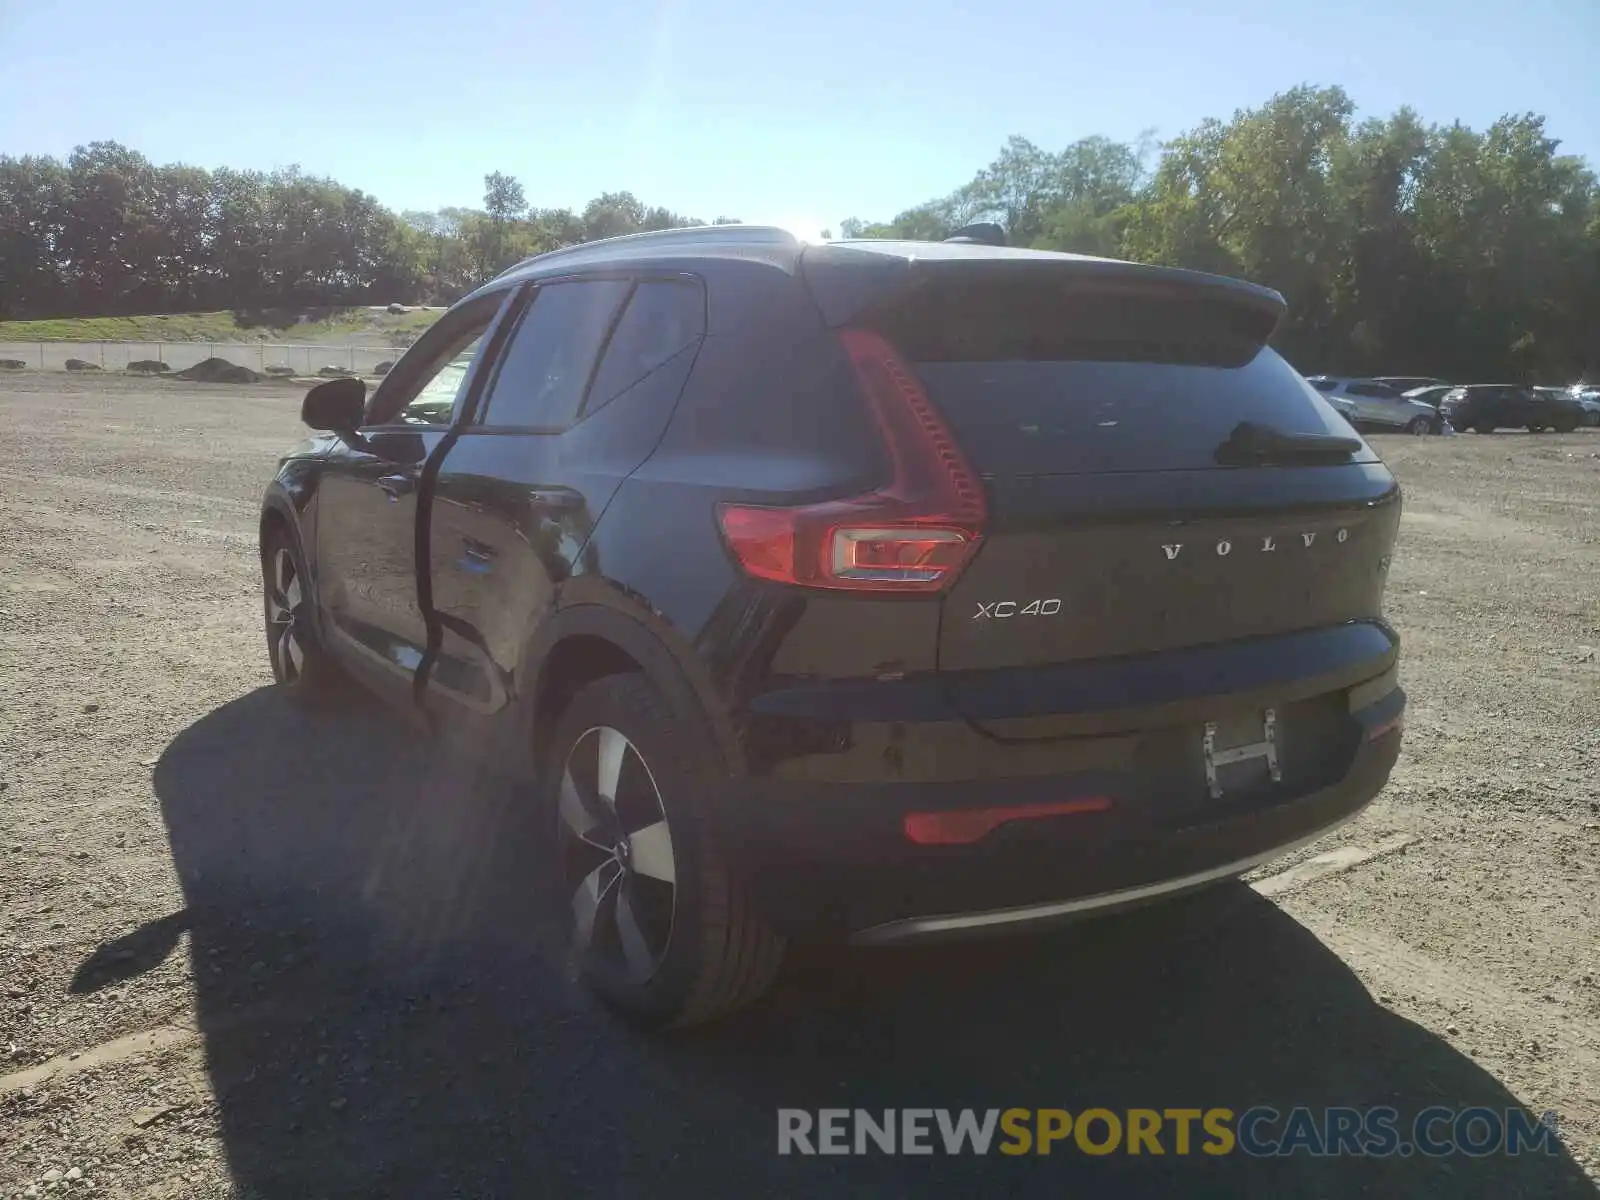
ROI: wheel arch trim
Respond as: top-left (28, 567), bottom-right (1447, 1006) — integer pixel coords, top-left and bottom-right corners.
top-left (519, 602), bottom-right (743, 778)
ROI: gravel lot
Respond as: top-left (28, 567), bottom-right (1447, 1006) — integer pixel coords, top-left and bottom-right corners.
top-left (2, 373), bottom-right (1597, 1199)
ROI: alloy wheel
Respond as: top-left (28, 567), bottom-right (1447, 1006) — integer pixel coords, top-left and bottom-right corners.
top-left (558, 726), bottom-right (677, 982)
top-left (265, 547), bottom-right (306, 682)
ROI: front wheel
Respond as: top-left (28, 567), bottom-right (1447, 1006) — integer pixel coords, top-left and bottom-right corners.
top-left (1475, 422), bottom-right (1496, 435)
top-left (261, 526), bottom-right (346, 706)
top-left (1406, 417), bottom-right (1431, 436)
top-left (1527, 423), bottom-right (1547, 434)
top-left (541, 673), bottom-right (785, 1028)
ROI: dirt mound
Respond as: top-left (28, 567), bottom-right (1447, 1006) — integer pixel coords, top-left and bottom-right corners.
top-left (126, 359), bottom-right (170, 374)
top-left (65, 358), bottom-right (102, 371)
top-left (0, 358), bottom-right (25, 370)
top-left (372, 360), bottom-right (394, 376)
top-left (171, 357), bottom-right (261, 384)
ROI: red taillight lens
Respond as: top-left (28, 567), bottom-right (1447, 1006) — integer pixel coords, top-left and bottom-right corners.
top-left (903, 798), bottom-right (1114, 846)
top-left (1366, 714), bottom-right (1404, 742)
top-left (716, 328), bottom-right (987, 593)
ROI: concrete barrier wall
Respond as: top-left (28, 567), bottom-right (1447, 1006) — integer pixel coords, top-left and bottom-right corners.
top-left (0, 342), bottom-right (399, 375)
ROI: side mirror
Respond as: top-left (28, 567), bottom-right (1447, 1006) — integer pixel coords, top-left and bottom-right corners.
top-left (301, 377), bottom-right (367, 432)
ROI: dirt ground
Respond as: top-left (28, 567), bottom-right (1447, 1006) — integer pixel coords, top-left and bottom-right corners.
top-left (1, 373), bottom-right (1597, 1199)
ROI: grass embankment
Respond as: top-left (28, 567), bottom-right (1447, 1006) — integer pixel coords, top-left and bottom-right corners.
top-left (0, 307), bottom-right (440, 344)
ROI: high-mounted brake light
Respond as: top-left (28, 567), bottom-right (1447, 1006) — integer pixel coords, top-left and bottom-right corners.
top-left (717, 328), bottom-right (987, 593)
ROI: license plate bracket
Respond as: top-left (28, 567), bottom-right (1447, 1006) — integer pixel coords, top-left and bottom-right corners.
top-left (1202, 708), bottom-right (1282, 799)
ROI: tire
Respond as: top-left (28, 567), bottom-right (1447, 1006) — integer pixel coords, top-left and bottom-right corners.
top-left (1527, 424), bottom-right (1547, 434)
top-left (1474, 422), bottom-right (1496, 435)
top-left (1554, 419), bottom-right (1577, 434)
top-left (540, 673), bottom-right (785, 1028)
top-left (1406, 417), bottom-right (1431, 436)
top-left (261, 524), bottom-right (347, 707)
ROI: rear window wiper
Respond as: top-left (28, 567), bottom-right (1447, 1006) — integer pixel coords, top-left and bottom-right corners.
top-left (1214, 420), bottom-right (1362, 465)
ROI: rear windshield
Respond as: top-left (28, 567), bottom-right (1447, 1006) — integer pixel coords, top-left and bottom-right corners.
top-left (862, 275), bottom-right (1363, 474)
top-left (907, 349), bottom-right (1365, 476)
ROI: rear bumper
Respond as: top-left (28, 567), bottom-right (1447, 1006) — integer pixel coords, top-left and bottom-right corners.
top-left (851, 813), bottom-right (1354, 944)
top-left (716, 687), bottom-right (1404, 942)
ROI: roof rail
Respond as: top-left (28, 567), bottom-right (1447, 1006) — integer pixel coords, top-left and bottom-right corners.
top-left (494, 224), bottom-right (803, 280)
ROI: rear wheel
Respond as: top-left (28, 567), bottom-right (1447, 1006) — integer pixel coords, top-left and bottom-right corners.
top-left (262, 527), bottom-right (346, 706)
top-left (1527, 423), bottom-right (1547, 434)
top-left (1406, 416), bottom-right (1431, 435)
top-left (1474, 422), bottom-right (1496, 435)
top-left (542, 673), bottom-right (785, 1028)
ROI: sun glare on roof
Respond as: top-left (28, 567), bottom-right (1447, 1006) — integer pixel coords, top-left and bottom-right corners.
top-left (750, 217), bottom-right (830, 243)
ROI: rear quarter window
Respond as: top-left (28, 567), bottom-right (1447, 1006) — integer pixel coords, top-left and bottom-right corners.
top-left (584, 280), bottom-right (705, 417)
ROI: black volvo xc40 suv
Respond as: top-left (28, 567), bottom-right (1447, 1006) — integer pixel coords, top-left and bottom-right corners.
top-left (260, 225), bottom-right (1405, 1027)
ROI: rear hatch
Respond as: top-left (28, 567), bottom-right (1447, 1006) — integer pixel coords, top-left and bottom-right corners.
top-left (803, 247), bottom-right (1401, 726)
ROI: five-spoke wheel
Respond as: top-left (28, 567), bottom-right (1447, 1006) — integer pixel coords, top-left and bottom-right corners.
top-left (265, 546), bottom-right (306, 683)
top-left (558, 726), bottom-right (677, 984)
top-left (261, 526), bottom-right (343, 705)
top-left (542, 674), bottom-right (786, 1027)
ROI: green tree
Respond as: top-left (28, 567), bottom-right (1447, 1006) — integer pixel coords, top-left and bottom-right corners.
top-left (2, 108), bottom-right (1594, 383)
top-left (481, 171), bottom-right (528, 274)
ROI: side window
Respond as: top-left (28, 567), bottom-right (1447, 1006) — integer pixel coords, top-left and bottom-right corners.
top-left (364, 292), bottom-right (504, 427)
top-left (584, 280), bottom-right (706, 417)
top-left (400, 336), bottom-right (485, 425)
top-left (477, 279), bottom-right (630, 429)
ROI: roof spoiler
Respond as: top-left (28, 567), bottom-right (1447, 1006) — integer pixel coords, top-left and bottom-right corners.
top-left (800, 249), bottom-right (1287, 346)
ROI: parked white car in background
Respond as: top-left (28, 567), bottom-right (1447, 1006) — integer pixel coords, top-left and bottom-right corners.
top-left (1304, 376), bottom-right (1447, 434)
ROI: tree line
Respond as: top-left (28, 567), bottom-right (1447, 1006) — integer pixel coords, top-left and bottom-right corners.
top-left (2, 85), bottom-right (1596, 381)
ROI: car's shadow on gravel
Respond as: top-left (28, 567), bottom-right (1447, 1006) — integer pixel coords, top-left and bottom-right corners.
top-left (108, 686), bottom-right (1590, 1198)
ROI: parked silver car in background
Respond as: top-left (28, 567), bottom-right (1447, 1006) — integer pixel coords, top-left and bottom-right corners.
top-left (1372, 375), bottom-right (1450, 394)
top-left (1564, 386), bottom-right (1600, 427)
top-left (1304, 376), bottom-right (1446, 434)
top-left (1402, 385), bottom-right (1454, 411)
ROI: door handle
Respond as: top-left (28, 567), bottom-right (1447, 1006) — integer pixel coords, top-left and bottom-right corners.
top-left (377, 472), bottom-right (415, 500)
top-left (527, 487), bottom-right (582, 513)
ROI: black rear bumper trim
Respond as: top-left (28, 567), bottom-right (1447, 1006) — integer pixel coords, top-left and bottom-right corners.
top-left (747, 620), bottom-right (1397, 725)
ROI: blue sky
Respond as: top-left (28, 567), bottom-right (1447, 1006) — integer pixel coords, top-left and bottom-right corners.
top-left (2, 0), bottom-right (1595, 238)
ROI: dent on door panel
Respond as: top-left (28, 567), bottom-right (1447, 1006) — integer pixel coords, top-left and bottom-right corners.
top-left (425, 344), bottom-right (701, 720)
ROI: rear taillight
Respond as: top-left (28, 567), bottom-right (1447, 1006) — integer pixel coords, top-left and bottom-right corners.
top-left (716, 328), bottom-right (986, 593)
